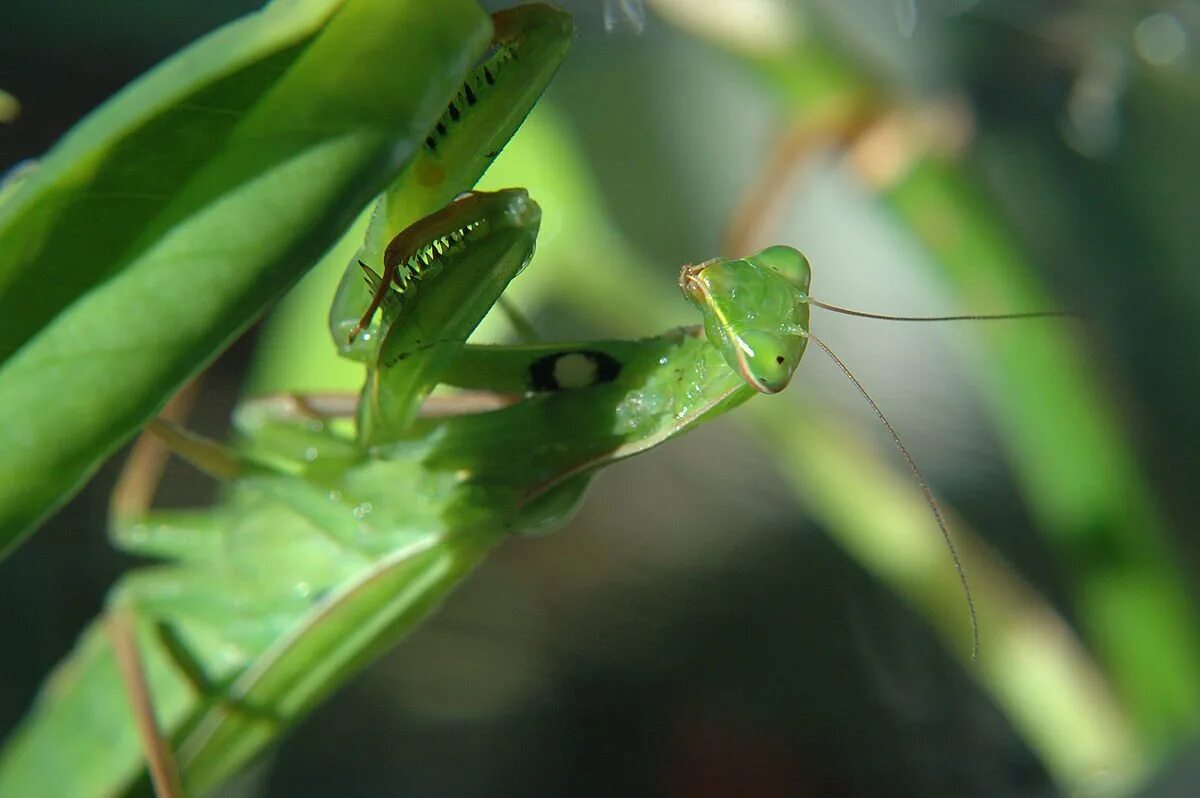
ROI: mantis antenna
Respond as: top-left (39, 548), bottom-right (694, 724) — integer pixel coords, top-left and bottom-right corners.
top-left (808, 333), bottom-right (980, 662)
top-left (809, 298), bottom-right (1080, 323)
top-left (680, 246), bottom-right (1078, 660)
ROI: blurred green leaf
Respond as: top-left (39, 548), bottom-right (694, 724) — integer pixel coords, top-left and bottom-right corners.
top-left (883, 159), bottom-right (1200, 749)
top-left (651, 0), bottom-right (1200, 757)
top-left (0, 0), bottom-right (492, 554)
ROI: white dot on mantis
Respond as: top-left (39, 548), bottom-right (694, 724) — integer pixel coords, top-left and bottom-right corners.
top-left (553, 353), bottom-right (599, 389)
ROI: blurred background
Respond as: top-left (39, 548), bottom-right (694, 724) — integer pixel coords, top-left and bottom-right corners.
top-left (3, 0), bottom-right (1200, 795)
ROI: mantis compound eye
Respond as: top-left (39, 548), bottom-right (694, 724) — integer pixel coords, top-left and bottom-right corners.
top-left (734, 330), bottom-right (802, 394)
top-left (749, 245), bottom-right (812, 293)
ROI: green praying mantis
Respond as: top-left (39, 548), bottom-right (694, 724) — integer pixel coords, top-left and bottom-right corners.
top-left (0, 4), bottom-right (1073, 797)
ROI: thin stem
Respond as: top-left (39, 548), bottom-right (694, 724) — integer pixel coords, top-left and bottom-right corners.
top-left (497, 295), bottom-right (541, 343)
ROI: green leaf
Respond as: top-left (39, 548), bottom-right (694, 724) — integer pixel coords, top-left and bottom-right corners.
top-left (0, 0), bottom-right (492, 554)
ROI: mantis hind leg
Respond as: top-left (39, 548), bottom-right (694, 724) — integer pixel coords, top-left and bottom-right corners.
top-left (106, 611), bottom-right (186, 798)
top-left (107, 387), bottom-right (203, 798)
top-left (109, 379), bottom-right (233, 529)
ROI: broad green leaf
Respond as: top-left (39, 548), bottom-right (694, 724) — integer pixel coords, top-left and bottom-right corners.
top-left (0, 0), bottom-right (492, 553)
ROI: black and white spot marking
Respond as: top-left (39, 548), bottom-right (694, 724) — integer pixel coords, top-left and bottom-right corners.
top-left (528, 350), bottom-right (622, 392)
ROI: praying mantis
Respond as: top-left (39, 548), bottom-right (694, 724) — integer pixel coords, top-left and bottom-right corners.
top-left (0, 190), bottom-right (821, 797)
top-left (0, 191), bottom-right (1045, 796)
top-left (0, 4), bottom-right (1081, 797)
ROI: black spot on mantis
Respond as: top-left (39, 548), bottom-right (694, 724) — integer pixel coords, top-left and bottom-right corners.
top-left (528, 350), bottom-right (622, 392)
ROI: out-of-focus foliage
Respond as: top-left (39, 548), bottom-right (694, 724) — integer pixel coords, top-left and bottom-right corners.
top-left (0, 0), bottom-right (490, 552)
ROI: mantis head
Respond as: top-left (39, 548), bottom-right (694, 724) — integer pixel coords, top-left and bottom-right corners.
top-left (680, 245), bottom-right (812, 394)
